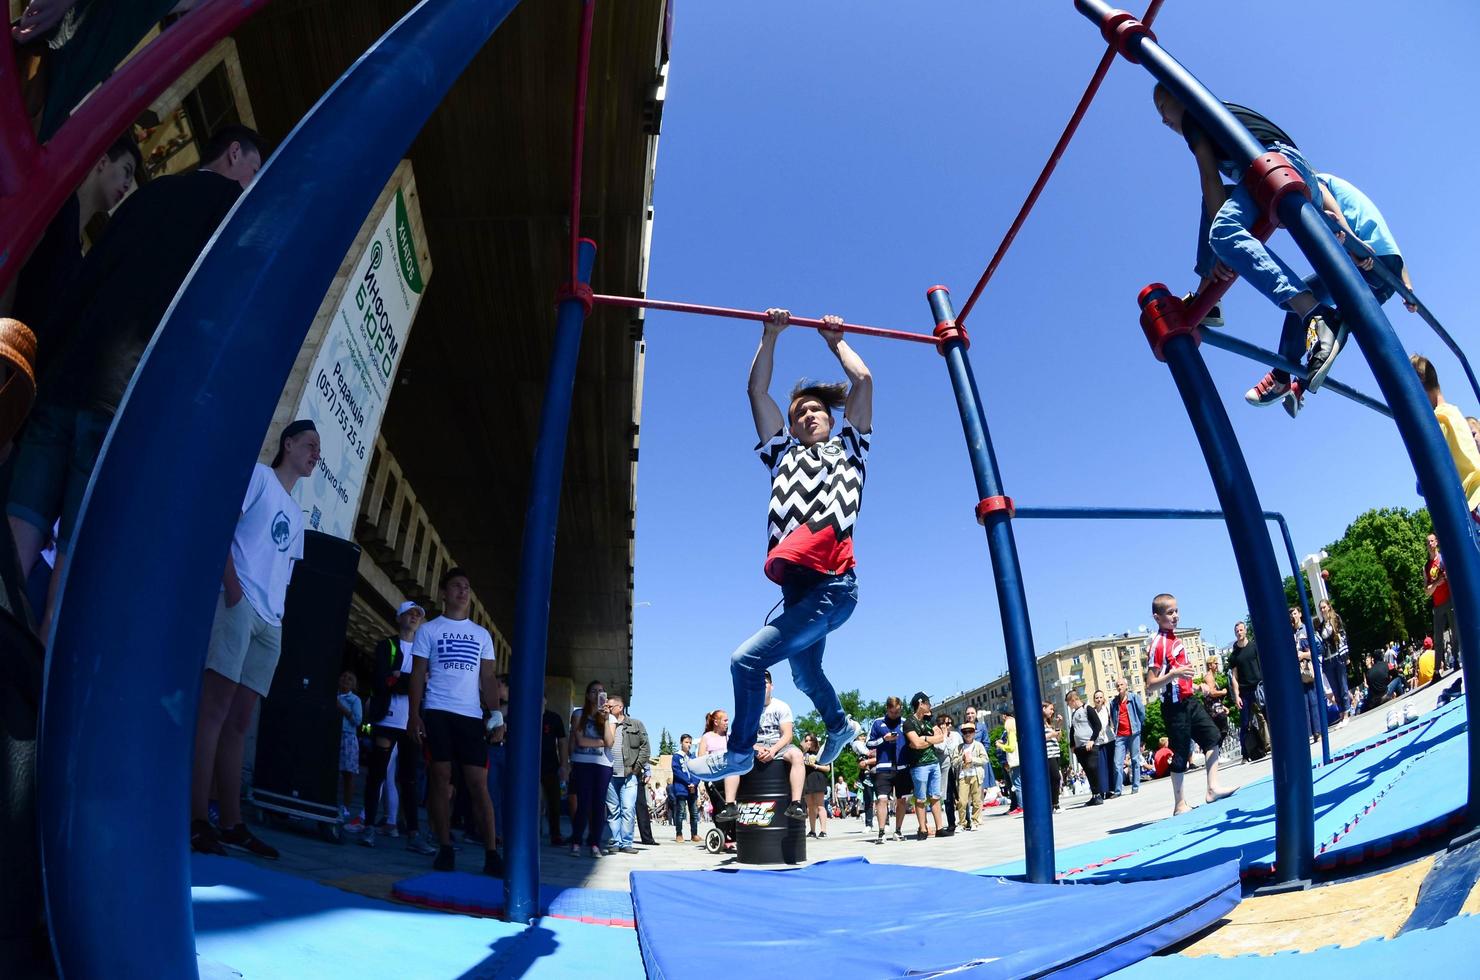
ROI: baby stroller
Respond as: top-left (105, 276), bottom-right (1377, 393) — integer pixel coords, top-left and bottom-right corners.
top-left (702, 782), bottom-right (737, 855)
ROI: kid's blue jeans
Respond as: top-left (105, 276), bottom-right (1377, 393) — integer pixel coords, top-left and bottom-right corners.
top-left (727, 567), bottom-right (857, 755)
top-left (1194, 142), bottom-right (1322, 311)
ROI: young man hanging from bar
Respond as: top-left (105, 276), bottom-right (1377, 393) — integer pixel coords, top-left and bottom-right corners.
top-left (1151, 84), bottom-right (1396, 409)
top-left (687, 309), bottom-right (871, 782)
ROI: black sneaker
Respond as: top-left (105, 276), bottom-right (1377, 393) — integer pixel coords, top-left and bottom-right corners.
top-left (875, 829), bottom-right (885, 844)
top-left (783, 800), bottom-right (806, 821)
top-left (1303, 307), bottom-right (1346, 392)
top-left (483, 849), bottom-right (504, 877)
top-left (715, 802), bottom-right (740, 824)
top-left (219, 824), bottom-right (278, 859)
top-left (433, 844), bottom-right (455, 871)
top-left (191, 819), bottom-right (227, 856)
top-left (1181, 292), bottom-right (1224, 327)
top-left (937, 828), bottom-right (955, 838)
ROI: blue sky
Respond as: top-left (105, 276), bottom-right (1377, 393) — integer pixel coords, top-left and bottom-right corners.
top-left (626, 1), bottom-right (1480, 743)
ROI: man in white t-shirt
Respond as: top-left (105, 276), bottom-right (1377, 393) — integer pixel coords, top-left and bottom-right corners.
top-left (408, 567), bottom-right (503, 876)
top-left (718, 670), bottom-right (806, 823)
top-left (191, 419), bottom-right (316, 859)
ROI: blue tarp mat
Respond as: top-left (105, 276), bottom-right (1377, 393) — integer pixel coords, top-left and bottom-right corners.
top-left (976, 697), bottom-right (1468, 883)
top-left (192, 855), bottom-right (645, 978)
top-left (1115, 913), bottom-right (1480, 978)
top-left (629, 857), bottom-right (1239, 979)
top-left (392, 871), bottom-right (636, 924)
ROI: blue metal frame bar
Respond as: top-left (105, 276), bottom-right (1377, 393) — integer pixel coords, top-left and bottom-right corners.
top-left (505, 241), bottom-right (596, 923)
top-left (1014, 505), bottom-right (1331, 764)
top-left (1198, 330), bottom-right (1391, 418)
top-left (1331, 224), bottom-right (1480, 409)
top-left (37, 2), bottom-right (526, 975)
top-left (1076, 0), bottom-right (1480, 834)
top-left (928, 286), bottom-right (1055, 883)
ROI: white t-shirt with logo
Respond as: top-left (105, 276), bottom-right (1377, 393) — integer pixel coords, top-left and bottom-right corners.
top-left (756, 696), bottom-right (794, 749)
top-left (411, 615), bottom-right (496, 719)
top-left (230, 463), bottom-right (305, 626)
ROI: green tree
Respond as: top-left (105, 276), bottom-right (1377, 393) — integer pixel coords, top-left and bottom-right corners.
top-left (1323, 507), bottom-right (1431, 654)
top-left (1142, 699), bottom-right (1166, 749)
top-left (794, 689), bottom-right (887, 789)
top-left (657, 727), bottom-right (675, 757)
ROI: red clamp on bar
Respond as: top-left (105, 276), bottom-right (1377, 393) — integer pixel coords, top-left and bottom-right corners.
top-left (1136, 283), bottom-right (1198, 362)
top-left (555, 281), bottom-right (595, 315)
top-left (1243, 152), bottom-right (1309, 227)
top-left (1099, 8), bottom-right (1155, 63)
top-left (932, 318), bottom-right (969, 355)
top-left (975, 495), bottom-right (1015, 524)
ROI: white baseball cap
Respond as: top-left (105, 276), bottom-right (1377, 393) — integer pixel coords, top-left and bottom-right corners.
top-left (396, 600), bottom-right (425, 618)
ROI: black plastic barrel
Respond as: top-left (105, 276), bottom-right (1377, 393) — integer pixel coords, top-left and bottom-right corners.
top-left (734, 756), bottom-right (806, 864)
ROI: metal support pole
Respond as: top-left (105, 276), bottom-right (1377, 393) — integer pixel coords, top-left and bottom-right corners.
top-left (506, 239), bottom-right (596, 923)
top-left (37, 2), bottom-right (526, 976)
top-left (1137, 286), bottom-right (1313, 885)
top-left (1076, 0), bottom-right (1480, 838)
top-left (1282, 198), bottom-right (1480, 832)
top-left (1198, 330), bottom-right (1391, 418)
top-left (927, 285), bottom-right (1055, 883)
top-left (1272, 513), bottom-right (1329, 765)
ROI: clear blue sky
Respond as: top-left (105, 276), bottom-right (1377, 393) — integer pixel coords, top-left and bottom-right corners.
top-left (626, 1), bottom-right (1480, 744)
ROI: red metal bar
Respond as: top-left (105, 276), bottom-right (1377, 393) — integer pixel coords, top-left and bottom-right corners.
top-left (955, 0), bottom-right (1164, 327)
top-left (590, 293), bottom-right (939, 346)
top-left (1181, 215), bottom-right (1275, 326)
top-left (0, 0), bottom-right (272, 293)
top-left (0, 28), bottom-right (41, 196)
top-left (568, 0), bottom-right (598, 286)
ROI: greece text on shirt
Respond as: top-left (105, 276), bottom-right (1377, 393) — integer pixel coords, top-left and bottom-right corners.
top-left (758, 419), bottom-right (869, 583)
top-left (228, 463), bottom-right (305, 626)
top-left (411, 615), bottom-right (495, 719)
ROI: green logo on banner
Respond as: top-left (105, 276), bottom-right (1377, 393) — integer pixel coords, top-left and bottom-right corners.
top-left (394, 189), bottom-right (424, 294)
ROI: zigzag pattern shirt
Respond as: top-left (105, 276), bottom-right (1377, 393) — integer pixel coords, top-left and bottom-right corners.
top-left (757, 420), bottom-right (869, 584)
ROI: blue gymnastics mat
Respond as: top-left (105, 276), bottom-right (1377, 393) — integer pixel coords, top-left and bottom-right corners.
top-left (977, 697), bottom-right (1468, 883)
top-left (1114, 912), bottom-right (1480, 978)
top-left (192, 855), bottom-right (644, 978)
top-left (392, 871), bottom-right (635, 925)
top-left (629, 856), bottom-right (1239, 979)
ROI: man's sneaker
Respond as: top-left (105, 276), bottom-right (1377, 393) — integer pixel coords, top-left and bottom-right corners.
top-left (190, 819), bottom-right (227, 856)
top-left (715, 801), bottom-right (741, 824)
top-left (687, 749), bottom-right (754, 781)
top-left (620, 846), bottom-right (639, 854)
top-left (1008, 807), bottom-right (1024, 817)
top-left (219, 824), bottom-right (279, 859)
top-left (483, 850), bottom-right (505, 877)
top-left (1245, 372), bottom-right (1292, 407)
top-left (1303, 310), bottom-right (1347, 393)
top-left (406, 834), bottom-right (438, 856)
top-left (433, 844), bottom-right (455, 871)
top-left (358, 826), bottom-right (377, 848)
top-left (783, 800), bottom-right (806, 822)
top-left (344, 815), bottom-right (365, 833)
top-left (1181, 292), bottom-right (1224, 327)
top-left (937, 828), bottom-right (954, 838)
top-left (1283, 381), bottom-right (1304, 419)
top-left (818, 717), bottom-right (863, 767)
top-left (376, 822), bottom-right (399, 839)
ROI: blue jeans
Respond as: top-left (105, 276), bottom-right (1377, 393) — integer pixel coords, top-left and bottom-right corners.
top-left (1303, 683), bottom-right (1322, 739)
top-left (1112, 735), bottom-right (1142, 792)
top-left (910, 763), bottom-right (941, 802)
top-left (1008, 766), bottom-right (1022, 808)
top-left (1095, 743), bottom-right (1114, 796)
top-left (485, 743), bottom-right (505, 839)
top-left (1194, 142), bottom-right (1322, 310)
top-left (727, 567), bottom-right (857, 755)
top-left (604, 772), bottom-right (639, 849)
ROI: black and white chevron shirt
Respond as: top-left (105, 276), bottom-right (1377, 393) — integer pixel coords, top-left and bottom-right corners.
top-left (756, 420), bottom-right (870, 584)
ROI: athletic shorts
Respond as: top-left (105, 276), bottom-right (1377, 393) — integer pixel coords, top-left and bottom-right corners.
top-left (204, 593), bottom-right (283, 697)
top-left (910, 763), bottom-right (942, 802)
top-left (1165, 697), bottom-right (1222, 773)
top-left (872, 768), bottom-right (904, 798)
top-left (339, 730), bottom-right (360, 773)
top-left (423, 709), bottom-right (487, 768)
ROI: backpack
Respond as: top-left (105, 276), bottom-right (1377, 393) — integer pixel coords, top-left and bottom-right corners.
top-left (1245, 706), bottom-right (1270, 762)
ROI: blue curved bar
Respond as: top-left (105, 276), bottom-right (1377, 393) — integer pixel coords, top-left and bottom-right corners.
top-left (38, 1), bottom-right (525, 975)
top-left (928, 286), bottom-right (1055, 883)
top-left (506, 240), bottom-right (596, 923)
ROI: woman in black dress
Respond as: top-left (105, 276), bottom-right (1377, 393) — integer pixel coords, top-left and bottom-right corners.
top-left (801, 733), bottom-right (831, 838)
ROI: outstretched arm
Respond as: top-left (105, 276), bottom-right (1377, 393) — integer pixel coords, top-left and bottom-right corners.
top-left (747, 309), bottom-right (788, 441)
top-left (820, 315), bottom-right (873, 433)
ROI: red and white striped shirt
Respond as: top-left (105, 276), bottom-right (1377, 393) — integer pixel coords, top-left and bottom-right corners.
top-left (1147, 630), bottom-right (1194, 704)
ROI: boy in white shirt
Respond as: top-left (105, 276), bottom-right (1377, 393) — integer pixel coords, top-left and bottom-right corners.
top-left (191, 419), bottom-right (317, 858)
top-left (408, 567), bottom-right (503, 875)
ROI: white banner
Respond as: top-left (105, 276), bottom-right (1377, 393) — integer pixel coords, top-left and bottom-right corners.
top-left (293, 188), bottom-right (426, 538)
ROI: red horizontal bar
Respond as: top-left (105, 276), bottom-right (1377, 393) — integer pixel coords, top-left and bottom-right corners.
top-left (591, 293), bottom-right (939, 346)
